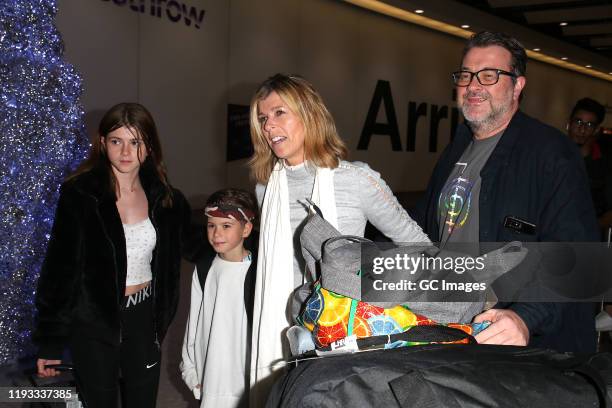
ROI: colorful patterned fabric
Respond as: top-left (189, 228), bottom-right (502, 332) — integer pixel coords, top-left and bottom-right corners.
top-left (298, 283), bottom-right (489, 349)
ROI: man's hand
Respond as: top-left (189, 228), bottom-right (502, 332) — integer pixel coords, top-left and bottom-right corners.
top-left (473, 309), bottom-right (529, 346)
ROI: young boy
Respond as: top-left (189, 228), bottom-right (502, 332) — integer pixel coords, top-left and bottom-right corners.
top-left (180, 188), bottom-right (258, 408)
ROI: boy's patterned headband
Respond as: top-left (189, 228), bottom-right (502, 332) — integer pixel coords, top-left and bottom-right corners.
top-left (205, 205), bottom-right (255, 223)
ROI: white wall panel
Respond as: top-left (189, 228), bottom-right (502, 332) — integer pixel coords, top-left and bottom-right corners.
top-left (57, 0), bottom-right (612, 201)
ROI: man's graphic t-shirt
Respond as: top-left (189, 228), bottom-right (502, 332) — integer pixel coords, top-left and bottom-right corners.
top-left (438, 130), bottom-right (503, 246)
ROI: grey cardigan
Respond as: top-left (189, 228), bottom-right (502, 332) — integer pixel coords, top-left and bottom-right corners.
top-left (256, 161), bottom-right (429, 281)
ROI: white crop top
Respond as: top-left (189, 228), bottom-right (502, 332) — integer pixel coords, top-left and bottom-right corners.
top-left (123, 218), bottom-right (156, 286)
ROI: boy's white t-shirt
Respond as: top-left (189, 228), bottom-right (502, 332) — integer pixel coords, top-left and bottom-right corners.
top-left (181, 254), bottom-right (251, 408)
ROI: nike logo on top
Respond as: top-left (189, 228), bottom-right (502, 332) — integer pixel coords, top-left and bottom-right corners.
top-left (146, 362), bottom-right (158, 369)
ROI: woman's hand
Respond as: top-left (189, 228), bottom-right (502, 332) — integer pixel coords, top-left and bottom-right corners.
top-left (37, 358), bottom-right (62, 377)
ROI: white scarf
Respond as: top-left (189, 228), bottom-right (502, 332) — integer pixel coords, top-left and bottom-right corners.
top-left (249, 162), bottom-right (337, 406)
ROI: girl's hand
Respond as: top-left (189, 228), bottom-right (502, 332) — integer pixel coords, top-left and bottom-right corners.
top-left (37, 358), bottom-right (62, 377)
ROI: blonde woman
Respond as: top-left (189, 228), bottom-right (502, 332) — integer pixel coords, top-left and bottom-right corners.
top-left (248, 74), bottom-right (432, 404)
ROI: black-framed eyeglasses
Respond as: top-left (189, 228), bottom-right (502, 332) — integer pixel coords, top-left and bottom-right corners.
top-left (452, 69), bottom-right (516, 86)
top-left (570, 118), bottom-right (598, 130)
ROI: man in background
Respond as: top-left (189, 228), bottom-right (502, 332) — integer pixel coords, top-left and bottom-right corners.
top-left (567, 97), bottom-right (612, 231)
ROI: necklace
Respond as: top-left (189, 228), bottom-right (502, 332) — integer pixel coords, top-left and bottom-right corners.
top-left (119, 185), bottom-right (139, 194)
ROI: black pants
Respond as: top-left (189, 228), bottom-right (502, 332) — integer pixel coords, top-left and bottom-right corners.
top-left (70, 287), bottom-right (161, 408)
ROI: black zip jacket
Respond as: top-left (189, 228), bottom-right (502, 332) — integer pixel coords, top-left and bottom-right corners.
top-left (33, 161), bottom-right (204, 359)
top-left (411, 110), bottom-right (600, 352)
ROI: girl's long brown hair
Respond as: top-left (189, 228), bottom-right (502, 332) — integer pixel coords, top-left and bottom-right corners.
top-left (70, 103), bottom-right (173, 207)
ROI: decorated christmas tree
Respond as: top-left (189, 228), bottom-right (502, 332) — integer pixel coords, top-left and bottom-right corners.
top-left (0, 0), bottom-right (88, 364)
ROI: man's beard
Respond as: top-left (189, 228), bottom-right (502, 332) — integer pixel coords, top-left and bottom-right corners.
top-left (461, 89), bottom-right (514, 134)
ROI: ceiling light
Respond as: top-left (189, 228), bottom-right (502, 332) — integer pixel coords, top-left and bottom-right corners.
top-left (532, 48), bottom-right (540, 52)
top-left (415, 9), bottom-right (424, 14)
top-left (561, 57), bottom-right (568, 60)
top-left (586, 65), bottom-right (592, 68)
top-left (344, 0), bottom-right (611, 83)
top-left (461, 24), bottom-right (470, 29)
top-left (560, 22), bottom-right (568, 26)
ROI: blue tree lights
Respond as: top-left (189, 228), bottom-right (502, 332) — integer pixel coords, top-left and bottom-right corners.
top-left (0, 0), bottom-right (88, 364)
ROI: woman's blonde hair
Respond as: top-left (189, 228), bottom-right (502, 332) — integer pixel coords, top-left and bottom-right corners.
top-left (248, 74), bottom-right (348, 183)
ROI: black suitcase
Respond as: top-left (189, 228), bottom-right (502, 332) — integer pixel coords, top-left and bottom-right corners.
top-left (268, 344), bottom-right (612, 408)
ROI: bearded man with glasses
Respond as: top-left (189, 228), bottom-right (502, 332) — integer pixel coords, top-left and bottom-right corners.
top-left (412, 31), bottom-right (599, 353)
